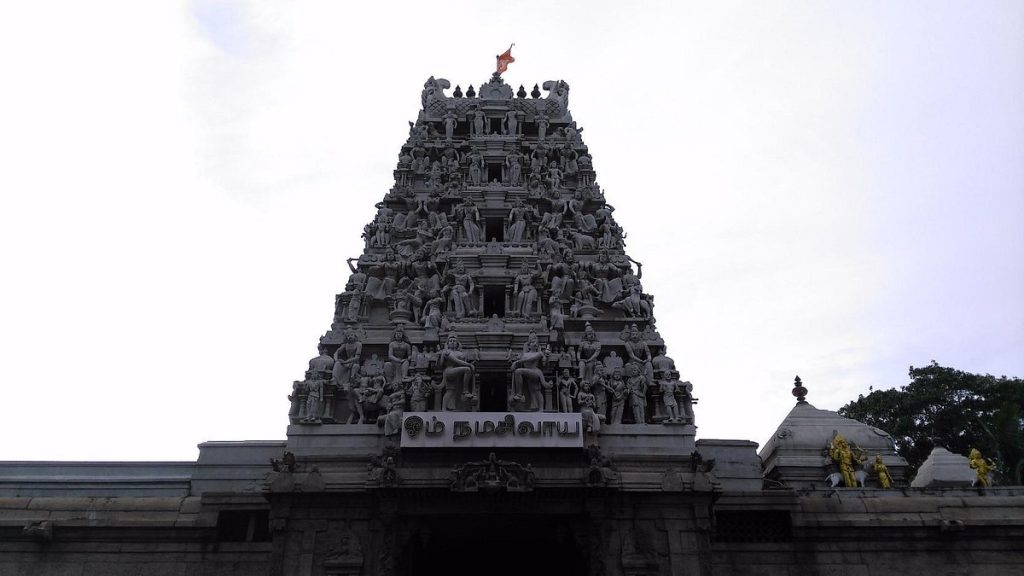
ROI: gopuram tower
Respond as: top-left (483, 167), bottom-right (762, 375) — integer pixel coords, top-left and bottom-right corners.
top-left (273, 67), bottom-right (718, 576)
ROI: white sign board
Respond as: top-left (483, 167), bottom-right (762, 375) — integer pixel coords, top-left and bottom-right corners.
top-left (400, 412), bottom-right (583, 449)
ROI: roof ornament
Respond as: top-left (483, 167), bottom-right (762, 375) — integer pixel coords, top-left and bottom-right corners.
top-left (792, 375), bottom-right (807, 404)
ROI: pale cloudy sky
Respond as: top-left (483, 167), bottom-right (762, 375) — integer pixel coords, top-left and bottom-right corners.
top-left (0, 2), bottom-right (1021, 461)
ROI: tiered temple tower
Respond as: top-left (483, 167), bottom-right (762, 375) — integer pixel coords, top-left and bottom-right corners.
top-left (273, 72), bottom-right (717, 575)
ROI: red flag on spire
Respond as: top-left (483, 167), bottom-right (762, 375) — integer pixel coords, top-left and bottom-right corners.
top-left (496, 45), bottom-right (515, 75)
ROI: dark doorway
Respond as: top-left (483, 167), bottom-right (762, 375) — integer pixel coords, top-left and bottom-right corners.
top-left (490, 117), bottom-right (502, 134)
top-left (401, 516), bottom-right (588, 576)
top-left (485, 218), bottom-right (504, 242)
top-left (478, 372), bottom-right (508, 412)
top-left (483, 285), bottom-right (505, 318)
top-left (487, 163), bottom-right (502, 183)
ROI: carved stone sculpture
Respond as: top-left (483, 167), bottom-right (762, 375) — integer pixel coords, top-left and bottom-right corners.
top-left (510, 336), bottom-right (548, 411)
top-left (437, 333), bottom-right (476, 410)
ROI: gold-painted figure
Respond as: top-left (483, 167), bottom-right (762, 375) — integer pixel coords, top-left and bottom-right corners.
top-left (969, 448), bottom-right (994, 487)
top-left (828, 433), bottom-right (865, 488)
top-left (873, 455), bottom-right (892, 489)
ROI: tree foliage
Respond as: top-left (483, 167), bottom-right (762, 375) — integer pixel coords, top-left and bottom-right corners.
top-left (838, 362), bottom-right (1024, 483)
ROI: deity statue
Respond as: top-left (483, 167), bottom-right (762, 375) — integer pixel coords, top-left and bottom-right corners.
top-left (421, 290), bottom-right (445, 329)
top-left (507, 198), bottom-right (531, 242)
top-left (467, 149), bottom-right (484, 186)
top-left (471, 107), bottom-right (486, 136)
top-left (873, 455), bottom-right (893, 489)
top-left (347, 368), bottom-right (367, 424)
top-left (438, 333), bottom-right (476, 411)
top-left (543, 251), bottom-right (577, 304)
top-left (560, 143), bottom-right (579, 176)
top-left (577, 322), bottom-right (602, 382)
top-left (603, 350), bottom-right (624, 374)
top-left (443, 259), bottom-right (476, 319)
top-left (608, 367), bottom-right (626, 425)
top-left (384, 325), bottom-right (412, 386)
top-left (969, 448), bottom-right (994, 487)
top-left (828, 433), bottom-right (864, 488)
top-left (332, 329), bottom-right (362, 390)
top-left (535, 113), bottom-right (550, 141)
top-left (306, 344), bottom-right (335, 382)
top-left (625, 363), bottom-right (648, 424)
top-left (510, 337), bottom-right (549, 411)
top-left (585, 249), bottom-right (629, 303)
top-left (383, 388), bottom-right (406, 437)
top-left (442, 111), bottom-right (458, 141)
top-left (408, 374), bottom-right (433, 412)
top-left (364, 248), bottom-right (403, 302)
top-left (591, 364), bottom-right (608, 423)
top-left (455, 197), bottom-right (482, 243)
top-left (505, 151), bottom-right (523, 187)
top-left (301, 378), bottom-right (324, 424)
top-left (624, 323), bottom-right (654, 387)
top-left (503, 110), bottom-right (519, 136)
top-left (651, 346), bottom-right (676, 376)
top-left (556, 369), bottom-right (577, 413)
top-left (512, 261), bottom-right (539, 316)
top-left (577, 381), bottom-right (601, 433)
top-left (547, 162), bottom-right (562, 190)
top-left (658, 375), bottom-right (683, 423)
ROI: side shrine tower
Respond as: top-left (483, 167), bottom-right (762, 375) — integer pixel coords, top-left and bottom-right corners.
top-left (274, 72), bottom-right (717, 575)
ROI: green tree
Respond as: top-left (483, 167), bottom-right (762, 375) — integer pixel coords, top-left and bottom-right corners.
top-left (838, 362), bottom-right (1024, 483)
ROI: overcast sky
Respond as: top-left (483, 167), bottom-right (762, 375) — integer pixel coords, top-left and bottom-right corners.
top-left (1, 1), bottom-right (1021, 461)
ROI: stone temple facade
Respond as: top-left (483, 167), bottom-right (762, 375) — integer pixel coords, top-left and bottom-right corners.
top-left (1, 71), bottom-right (1023, 576)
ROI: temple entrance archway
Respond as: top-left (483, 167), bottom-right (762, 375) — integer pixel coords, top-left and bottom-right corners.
top-left (399, 515), bottom-right (589, 576)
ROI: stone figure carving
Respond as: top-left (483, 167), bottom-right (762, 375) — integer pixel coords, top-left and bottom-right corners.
top-left (603, 350), bottom-right (624, 373)
top-left (471, 107), bottom-right (486, 136)
top-left (612, 284), bottom-right (652, 319)
top-left (543, 251), bottom-right (577, 303)
top-left (591, 364), bottom-right (608, 423)
top-left (510, 336), bottom-right (548, 411)
top-left (557, 369), bottom-right (577, 413)
top-left (658, 374), bottom-right (684, 423)
top-left (467, 149), bottom-right (484, 186)
top-left (512, 261), bottom-right (539, 316)
top-left (444, 259), bottom-right (476, 319)
top-left (625, 363), bottom-right (648, 424)
top-left (608, 367), bottom-right (626, 425)
top-left (384, 325), bottom-right (412, 386)
top-left (577, 381), bottom-right (601, 433)
top-left (456, 197), bottom-right (482, 243)
top-left (302, 378), bottom-right (324, 424)
top-left (332, 328), bottom-right (363, 390)
top-left (507, 199), bottom-right (530, 242)
top-left (505, 151), bottom-right (523, 187)
top-left (577, 322), bottom-right (602, 382)
top-left (382, 388), bottom-right (405, 437)
top-left (442, 110), bottom-right (457, 141)
top-left (421, 290), bottom-right (445, 329)
top-left (623, 323), bottom-right (653, 387)
top-left (535, 113), bottom-right (550, 141)
top-left (560, 143), bottom-right (578, 176)
top-left (449, 452), bottom-right (535, 493)
top-left (547, 162), bottom-right (562, 190)
top-left (503, 110), bottom-right (519, 136)
top-left (408, 374), bottom-right (433, 412)
top-left (364, 248), bottom-right (402, 302)
top-left (438, 333), bottom-right (476, 411)
top-left (306, 345), bottom-right (335, 382)
top-left (651, 346), bottom-right (676, 376)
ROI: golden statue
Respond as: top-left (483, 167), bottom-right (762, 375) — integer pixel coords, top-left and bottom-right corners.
top-left (873, 455), bottom-right (892, 489)
top-left (969, 448), bottom-right (994, 487)
top-left (828, 433), bottom-right (863, 488)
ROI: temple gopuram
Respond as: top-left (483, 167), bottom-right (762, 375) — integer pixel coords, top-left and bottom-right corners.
top-left (1, 66), bottom-right (1023, 576)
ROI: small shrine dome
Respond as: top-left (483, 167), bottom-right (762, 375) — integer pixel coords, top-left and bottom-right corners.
top-left (759, 377), bottom-right (909, 489)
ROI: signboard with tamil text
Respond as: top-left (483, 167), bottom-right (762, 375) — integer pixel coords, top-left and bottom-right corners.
top-left (400, 412), bottom-right (583, 449)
